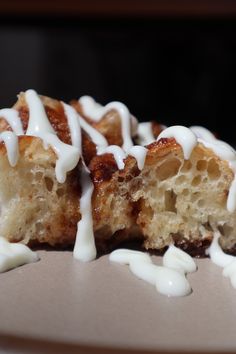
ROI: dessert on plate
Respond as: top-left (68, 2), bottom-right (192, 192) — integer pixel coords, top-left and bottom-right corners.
top-left (1, 89), bottom-right (236, 296)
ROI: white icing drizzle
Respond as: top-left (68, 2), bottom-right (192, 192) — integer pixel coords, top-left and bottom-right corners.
top-left (77, 111), bottom-right (128, 170)
top-left (79, 96), bottom-right (104, 122)
top-left (206, 231), bottom-right (236, 289)
top-left (105, 102), bottom-right (133, 152)
top-left (62, 102), bottom-right (97, 262)
top-left (137, 122), bottom-right (155, 146)
top-left (223, 260), bottom-right (236, 288)
top-left (206, 230), bottom-right (234, 267)
top-left (73, 165), bottom-right (96, 262)
top-left (97, 145), bottom-right (147, 171)
top-left (130, 115), bottom-right (139, 136)
top-left (25, 89), bottom-right (56, 136)
top-left (79, 96), bottom-right (148, 171)
top-left (163, 244), bottom-right (197, 274)
top-left (61, 102), bottom-right (82, 150)
top-left (42, 133), bottom-right (80, 184)
top-left (158, 125), bottom-right (197, 160)
top-left (0, 109), bottom-right (23, 166)
top-left (79, 96), bottom-right (133, 152)
top-left (78, 105), bottom-right (145, 171)
top-left (79, 115), bottom-right (108, 150)
top-left (128, 145), bottom-right (147, 170)
top-left (0, 236), bottom-right (39, 273)
top-left (227, 175), bottom-right (236, 213)
top-left (109, 249), bottom-right (152, 264)
top-left (0, 131), bottom-right (19, 167)
top-left (110, 246), bottom-right (196, 297)
top-left (0, 108), bottom-right (24, 135)
top-left (97, 145), bottom-right (126, 170)
top-left (190, 125), bottom-right (216, 142)
top-left (198, 138), bottom-right (236, 161)
top-left (190, 126), bottom-right (236, 161)
top-left (25, 89), bottom-right (80, 183)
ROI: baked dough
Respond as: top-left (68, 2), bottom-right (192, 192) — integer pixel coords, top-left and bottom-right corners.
top-left (89, 138), bottom-right (236, 255)
top-left (1, 91), bottom-right (236, 257)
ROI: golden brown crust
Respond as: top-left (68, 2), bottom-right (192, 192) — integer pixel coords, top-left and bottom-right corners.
top-left (1, 91), bottom-right (236, 257)
top-left (88, 137), bottom-right (236, 255)
top-left (71, 99), bottom-right (129, 147)
top-left (0, 93), bottom-right (99, 165)
top-left (0, 93), bottom-right (72, 145)
top-left (89, 154), bottom-right (119, 185)
top-left (81, 131), bottom-right (97, 166)
top-left (14, 93), bottom-right (72, 144)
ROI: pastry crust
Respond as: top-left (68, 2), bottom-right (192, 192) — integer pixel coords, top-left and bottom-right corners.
top-left (90, 138), bottom-right (236, 254)
top-left (71, 99), bottom-right (137, 148)
top-left (1, 92), bottom-right (236, 256)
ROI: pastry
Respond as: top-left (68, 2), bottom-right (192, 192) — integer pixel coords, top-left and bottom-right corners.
top-left (0, 93), bottom-right (81, 247)
top-left (1, 89), bottom-right (236, 261)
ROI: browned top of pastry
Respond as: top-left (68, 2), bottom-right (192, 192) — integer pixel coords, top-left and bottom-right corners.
top-left (71, 99), bottom-right (124, 147)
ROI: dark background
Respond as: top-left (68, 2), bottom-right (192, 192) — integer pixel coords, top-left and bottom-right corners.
top-left (0, 3), bottom-right (235, 143)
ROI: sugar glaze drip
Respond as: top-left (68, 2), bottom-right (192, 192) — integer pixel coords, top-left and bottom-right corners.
top-left (137, 122), bottom-right (155, 146)
top-left (158, 125), bottom-right (197, 160)
top-left (206, 230), bottom-right (236, 289)
top-left (97, 145), bottom-right (126, 170)
top-left (25, 90), bottom-right (81, 184)
top-left (78, 97), bottom-right (147, 171)
top-left (26, 89), bottom-right (56, 136)
top-left (0, 236), bottom-right (39, 273)
top-left (79, 96), bottom-right (133, 152)
top-left (0, 108), bottom-right (24, 135)
top-left (97, 145), bottom-right (147, 171)
top-left (73, 165), bottom-right (96, 262)
top-left (0, 108), bottom-right (23, 166)
top-left (79, 96), bottom-right (104, 122)
top-left (79, 114), bottom-right (108, 150)
top-left (0, 131), bottom-right (19, 167)
top-left (61, 102), bottom-right (82, 150)
top-left (110, 245), bottom-right (196, 297)
top-left (128, 145), bottom-right (147, 170)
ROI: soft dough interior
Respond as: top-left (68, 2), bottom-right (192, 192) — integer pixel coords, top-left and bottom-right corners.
top-left (127, 142), bottom-right (236, 253)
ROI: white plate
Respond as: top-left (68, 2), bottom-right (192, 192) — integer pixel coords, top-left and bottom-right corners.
top-left (0, 251), bottom-right (235, 353)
